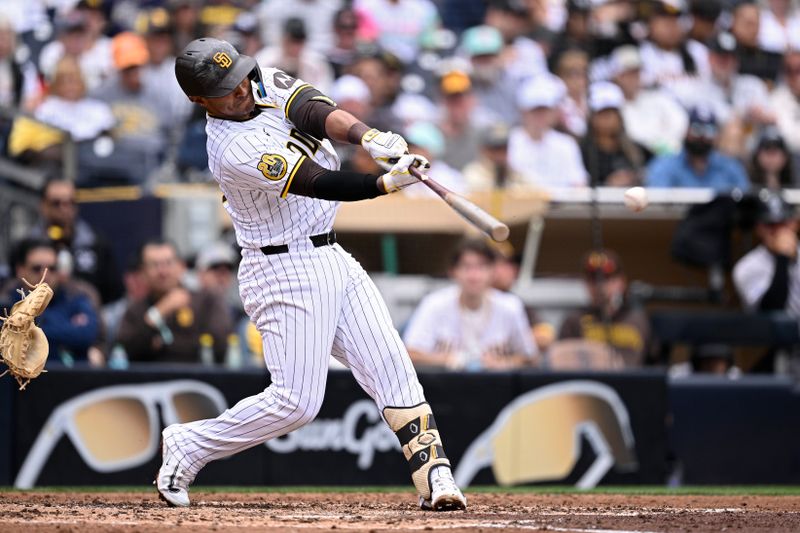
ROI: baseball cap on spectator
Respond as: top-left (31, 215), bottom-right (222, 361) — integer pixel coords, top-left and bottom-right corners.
top-left (406, 122), bottom-right (445, 158)
top-left (756, 125), bottom-right (787, 151)
top-left (690, 0), bottom-right (722, 21)
top-left (686, 107), bottom-right (718, 139)
top-left (649, 0), bottom-right (686, 17)
top-left (611, 45), bottom-right (642, 75)
top-left (708, 31), bottom-right (737, 55)
top-left (440, 70), bottom-right (472, 96)
top-left (58, 11), bottom-right (88, 34)
top-left (517, 74), bottom-right (566, 110)
top-left (284, 18), bottom-right (307, 41)
top-left (461, 25), bottom-right (503, 57)
top-left (330, 75), bottom-right (370, 103)
top-left (197, 242), bottom-right (237, 271)
top-left (583, 249), bottom-right (624, 278)
top-left (112, 32), bottom-right (149, 70)
top-left (233, 12), bottom-right (259, 36)
top-left (488, 0), bottom-right (529, 17)
top-left (392, 93), bottom-right (441, 125)
top-left (481, 123), bottom-right (510, 148)
top-left (755, 189), bottom-right (795, 224)
top-left (137, 8), bottom-right (173, 35)
top-left (588, 81), bottom-right (625, 112)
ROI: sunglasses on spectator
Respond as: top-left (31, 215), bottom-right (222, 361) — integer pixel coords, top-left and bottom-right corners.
top-left (688, 124), bottom-right (718, 138)
top-left (27, 264), bottom-right (58, 274)
top-left (47, 198), bottom-right (76, 208)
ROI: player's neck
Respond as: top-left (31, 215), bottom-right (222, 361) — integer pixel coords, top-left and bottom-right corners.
top-left (459, 292), bottom-right (485, 311)
top-left (208, 106), bottom-right (261, 122)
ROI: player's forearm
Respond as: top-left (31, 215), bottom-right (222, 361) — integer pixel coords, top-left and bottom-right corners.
top-left (324, 108), bottom-right (370, 145)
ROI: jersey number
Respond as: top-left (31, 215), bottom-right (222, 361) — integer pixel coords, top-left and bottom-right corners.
top-left (286, 129), bottom-right (321, 158)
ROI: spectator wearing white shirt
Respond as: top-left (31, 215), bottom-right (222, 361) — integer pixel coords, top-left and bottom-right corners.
top-left (354, 0), bottom-right (439, 64)
top-left (612, 45), bottom-right (688, 155)
top-left (639, 0), bottom-right (705, 89)
top-left (508, 74), bottom-right (588, 189)
top-left (734, 190), bottom-right (800, 317)
top-left (34, 56), bottom-right (115, 142)
top-left (669, 32), bottom-right (774, 150)
top-left (258, 0), bottom-right (342, 55)
top-left (759, 0), bottom-right (800, 53)
top-left (770, 50), bottom-right (800, 154)
top-left (404, 239), bottom-right (537, 371)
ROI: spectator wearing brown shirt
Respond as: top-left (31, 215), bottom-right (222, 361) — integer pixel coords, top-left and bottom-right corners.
top-left (117, 239), bottom-right (233, 364)
top-left (556, 250), bottom-right (650, 368)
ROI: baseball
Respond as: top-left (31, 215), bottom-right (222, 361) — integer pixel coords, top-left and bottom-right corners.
top-left (624, 186), bottom-right (648, 212)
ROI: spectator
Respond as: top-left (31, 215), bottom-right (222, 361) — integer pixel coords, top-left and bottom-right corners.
top-left (140, 8), bottom-right (193, 129)
top-left (687, 0), bottom-right (722, 56)
top-left (228, 12), bottom-right (263, 57)
top-left (0, 17), bottom-right (40, 111)
top-left (553, 48), bottom-right (589, 137)
top-left (750, 126), bottom-right (796, 190)
top-left (508, 74), bottom-right (588, 188)
top-left (28, 178), bottom-right (122, 304)
top-left (463, 122), bottom-right (528, 191)
top-left (732, 0), bottom-right (783, 84)
top-left (646, 107), bottom-right (750, 192)
top-left (258, 0), bottom-right (342, 56)
top-left (350, 51), bottom-right (404, 133)
top-left (1, 238), bottom-right (99, 366)
top-left (255, 17), bottom-right (334, 93)
top-left (91, 32), bottom-right (168, 184)
top-left (670, 32), bottom-right (774, 132)
top-left (168, 0), bottom-right (202, 52)
top-left (557, 249), bottom-right (650, 367)
top-left (195, 241), bottom-right (239, 320)
top-left (770, 50), bottom-right (800, 154)
top-left (639, 0), bottom-right (704, 89)
top-left (460, 25), bottom-right (519, 125)
top-left (483, 0), bottom-right (547, 82)
top-left (34, 56), bottom-right (115, 143)
top-left (330, 74), bottom-right (371, 120)
top-left (102, 255), bottom-right (147, 347)
top-left (758, 0), bottom-right (800, 53)
top-left (404, 239), bottom-right (536, 370)
top-left (438, 70), bottom-right (488, 171)
top-left (354, 0), bottom-right (439, 64)
top-left (39, 8), bottom-right (112, 92)
top-left (733, 190), bottom-right (800, 316)
top-left (612, 45), bottom-right (688, 155)
top-left (117, 239), bottom-right (233, 364)
top-left (402, 121), bottom-right (467, 197)
top-left (580, 81), bottom-right (645, 187)
top-left (327, 7), bottom-right (360, 78)
top-left (549, 0), bottom-right (595, 65)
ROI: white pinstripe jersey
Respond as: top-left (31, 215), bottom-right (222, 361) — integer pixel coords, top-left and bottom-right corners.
top-left (206, 68), bottom-right (341, 249)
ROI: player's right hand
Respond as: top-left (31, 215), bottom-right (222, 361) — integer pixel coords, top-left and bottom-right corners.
top-left (379, 154), bottom-right (430, 194)
top-left (361, 129), bottom-right (408, 171)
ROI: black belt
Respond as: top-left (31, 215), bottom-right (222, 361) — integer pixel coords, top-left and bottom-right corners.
top-left (260, 230), bottom-right (337, 256)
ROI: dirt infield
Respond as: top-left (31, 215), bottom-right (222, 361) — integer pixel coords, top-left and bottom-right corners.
top-left (1, 491), bottom-right (799, 532)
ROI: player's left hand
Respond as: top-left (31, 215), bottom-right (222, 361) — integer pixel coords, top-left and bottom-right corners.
top-left (379, 154), bottom-right (430, 193)
top-left (361, 129), bottom-right (409, 171)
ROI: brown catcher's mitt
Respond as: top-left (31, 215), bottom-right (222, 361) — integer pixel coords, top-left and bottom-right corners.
top-left (0, 272), bottom-right (53, 390)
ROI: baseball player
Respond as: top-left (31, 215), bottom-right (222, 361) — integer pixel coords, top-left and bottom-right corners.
top-left (155, 38), bottom-right (466, 511)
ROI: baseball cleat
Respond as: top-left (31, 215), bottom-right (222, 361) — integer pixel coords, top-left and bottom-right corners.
top-left (420, 466), bottom-right (467, 511)
top-left (155, 426), bottom-right (192, 507)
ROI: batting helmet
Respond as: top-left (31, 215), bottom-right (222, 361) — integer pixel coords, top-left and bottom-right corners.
top-left (175, 37), bottom-right (265, 98)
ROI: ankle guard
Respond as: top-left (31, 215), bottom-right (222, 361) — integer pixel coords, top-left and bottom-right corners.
top-left (383, 403), bottom-right (451, 500)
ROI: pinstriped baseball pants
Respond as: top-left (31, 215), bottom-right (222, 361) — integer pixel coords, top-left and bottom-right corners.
top-left (167, 242), bottom-right (426, 477)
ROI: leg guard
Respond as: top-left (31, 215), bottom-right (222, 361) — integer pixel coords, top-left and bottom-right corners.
top-left (384, 402), bottom-right (451, 501)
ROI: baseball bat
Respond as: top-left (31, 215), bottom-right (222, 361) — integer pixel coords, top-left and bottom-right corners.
top-left (409, 166), bottom-right (510, 242)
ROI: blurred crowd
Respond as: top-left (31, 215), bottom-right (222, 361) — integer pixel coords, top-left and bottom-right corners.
top-left (3, 0), bottom-right (800, 375)
top-left (1, 0), bottom-right (800, 191)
